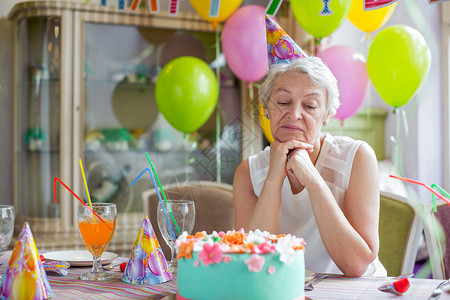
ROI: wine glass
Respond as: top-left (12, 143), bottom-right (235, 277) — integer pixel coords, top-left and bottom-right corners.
top-left (157, 199), bottom-right (195, 274)
top-left (0, 205), bottom-right (14, 280)
top-left (78, 203), bottom-right (117, 281)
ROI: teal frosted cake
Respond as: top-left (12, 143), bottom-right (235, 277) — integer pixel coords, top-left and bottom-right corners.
top-left (175, 229), bottom-right (305, 300)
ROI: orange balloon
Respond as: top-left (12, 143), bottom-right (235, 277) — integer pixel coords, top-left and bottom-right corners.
top-left (348, 0), bottom-right (397, 33)
top-left (11, 271), bottom-right (36, 300)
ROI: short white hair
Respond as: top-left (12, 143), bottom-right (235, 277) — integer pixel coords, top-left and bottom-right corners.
top-left (259, 56), bottom-right (340, 117)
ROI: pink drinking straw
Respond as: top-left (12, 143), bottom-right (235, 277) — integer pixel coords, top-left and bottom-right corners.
top-left (389, 175), bottom-right (450, 209)
top-left (53, 177), bottom-right (112, 230)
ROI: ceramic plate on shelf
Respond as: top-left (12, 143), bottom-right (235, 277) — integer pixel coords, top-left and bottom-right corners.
top-left (42, 250), bottom-right (118, 267)
top-left (305, 269), bottom-right (316, 282)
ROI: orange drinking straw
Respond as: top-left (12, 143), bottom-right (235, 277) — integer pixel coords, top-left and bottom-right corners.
top-left (389, 175), bottom-right (450, 207)
top-left (53, 177), bottom-right (112, 230)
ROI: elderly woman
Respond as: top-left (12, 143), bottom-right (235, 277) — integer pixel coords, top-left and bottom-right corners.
top-left (233, 57), bottom-right (386, 277)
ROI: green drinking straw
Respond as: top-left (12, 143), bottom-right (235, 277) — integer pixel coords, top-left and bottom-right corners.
top-left (145, 152), bottom-right (181, 235)
top-left (431, 184), bottom-right (450, 213)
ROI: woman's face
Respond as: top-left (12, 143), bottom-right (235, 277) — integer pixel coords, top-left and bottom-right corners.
top-left (265, 71), bottom-right (329, 145)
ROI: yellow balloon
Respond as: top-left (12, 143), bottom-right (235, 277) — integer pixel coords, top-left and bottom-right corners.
top-left (348, 0), bottom-right (397, 33)
top-left (259, 105), bottom-right (274, 143)
top-left (190, 0), bottom-right (243, 27)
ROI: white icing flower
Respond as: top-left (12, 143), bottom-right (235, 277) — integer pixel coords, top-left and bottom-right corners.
top-left (175, 231), bottom-right (188, 248)
top-left (275, 236), bottom-right (296, 265)
top-left (247, 229), bottom-right (266, 245)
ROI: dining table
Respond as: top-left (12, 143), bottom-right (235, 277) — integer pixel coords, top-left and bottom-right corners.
top-left (1, 250), bottom-right (449, 299)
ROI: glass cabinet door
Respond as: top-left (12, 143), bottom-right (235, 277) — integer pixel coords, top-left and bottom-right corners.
top-left (82, 22), bottom-right (242, 214)
top-left (15, 16), bottom-right (61, 219)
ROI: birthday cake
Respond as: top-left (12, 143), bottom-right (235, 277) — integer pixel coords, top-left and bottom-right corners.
top-left (176, 229), bottom-right (305, 300)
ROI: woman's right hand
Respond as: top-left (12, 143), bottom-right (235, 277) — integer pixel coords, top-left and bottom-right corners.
top-left (267, 140), bottom-right (313, 184)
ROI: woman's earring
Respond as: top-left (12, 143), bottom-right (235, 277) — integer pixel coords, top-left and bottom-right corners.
top-left (265, 114), bottom-right (270, 119)
top-left (323, 120), bottom-right (328, 126)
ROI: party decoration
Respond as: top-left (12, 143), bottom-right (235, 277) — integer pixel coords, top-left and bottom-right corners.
top-left (364, 0), bottom-right (397, 10)
top-left (147, 0), bottom-right (159, 13)
top-left (190, 0), bottom-right (242, 28)
top-left (265, 15), bottom-right (308, 67)
top-left (290, 0), bottom-right (351, 39)
top-left (222, 5), bottom-right (268, 82)
top-left (367, 25), bottom-right (431, 110)
top-left (169, 0), bottom-right (179, 16)
top-left (122, 216), bottom-right (172, 285)
top-left (259, 104), bottom-right (274, 143)
top-left (320, 0), bottom-right (333, 15)
top-left (348, 0), bottom-right (397, 33)
top-left (317, 45), bottom-right (368, 121)
top-left (265, 0), bottom-right (283, 16)
top-left (209, 0), bottom-right (220, 17)
top-left (130, 0), bottom-right (141, 11)
top-left (155, 56), bottom-right (218, 133)
top-left (0, 222), bottom-right (53, 299)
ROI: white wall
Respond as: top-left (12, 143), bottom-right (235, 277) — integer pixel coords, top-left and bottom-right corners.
top-left (0, 0), bottom-right (443, 205)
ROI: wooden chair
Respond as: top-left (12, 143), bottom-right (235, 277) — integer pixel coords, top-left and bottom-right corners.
top-left (141, 180), bottom-right (235, 260)
top-left (378, 191), bottom-right (423, 277)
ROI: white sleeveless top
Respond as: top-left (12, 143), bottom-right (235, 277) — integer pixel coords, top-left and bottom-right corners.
top-left (248, 133), bottom-right (387, 276)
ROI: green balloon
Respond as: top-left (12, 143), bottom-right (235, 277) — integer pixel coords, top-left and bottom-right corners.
top-left (155, 56), bottom-right (219, 133)
top-left (290, 0), bottom-right (351, 39)
top-left (367, 25), bottom-right (431, 109)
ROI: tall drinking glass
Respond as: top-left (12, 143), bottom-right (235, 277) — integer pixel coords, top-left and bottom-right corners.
top-left (0, 205), bottom-right (14, 280)
top-left (157, 200), bottom-right (195, 274)
top-left (78, 203), bottom-right (117, 281)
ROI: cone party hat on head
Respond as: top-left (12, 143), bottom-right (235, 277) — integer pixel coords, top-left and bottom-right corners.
top-left (0, 222), bottom-right (53, 299)
top-left (265, 15), bottom-right (308, 67)
top-left (122, 215), bottom-right (172, 285)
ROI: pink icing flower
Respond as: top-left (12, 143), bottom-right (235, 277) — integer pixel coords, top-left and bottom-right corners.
top-left (223, 256), bottom-right (231, 263)
top-left (218, 231), bottom-right (225, 237)
top-left (267, 266), bottom-right (276, 274)
top-left (254, 242), bottom-right (276, 254)
top-left (199, 243), bottom-right (223, 266)
top-left (245, 254), bottom-right (265, 272)
top-left (193, 260), bottom-right (200, 268)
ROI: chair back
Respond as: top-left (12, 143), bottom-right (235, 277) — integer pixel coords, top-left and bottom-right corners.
top-left (378, 191), bottom-right (423, 277)
top-left (423, 199), bottom-right (449, 279)
top-left (142, 180), bottom-right (235, 259)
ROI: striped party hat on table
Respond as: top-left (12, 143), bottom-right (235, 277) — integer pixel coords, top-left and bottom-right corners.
top-left (265, 15), bottom-right (308, 67)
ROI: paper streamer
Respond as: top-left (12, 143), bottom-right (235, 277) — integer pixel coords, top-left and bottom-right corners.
top-left (364, 0), bottom-right (397, 10)
top-left (101, 0), bottom-right (106, 6)
top-left (147, 0), bottom-right (159, 13)
top-left (169, 0), bottom-right (179, 16)
top-left (209, 0), bottom-right (220, 18)
top-left (429, 0), bottom-right (450, 3)
top-left (130, 0), bottom-right (141, 11)
top-left (118, 0), bottom-right (125, 10)
top-left (320, 0), bottom-right (333, 15)
top-left (265, 0), bottom-right (283, 16)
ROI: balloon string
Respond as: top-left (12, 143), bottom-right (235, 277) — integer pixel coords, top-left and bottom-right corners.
top-left (393, 108), bottom-right (404, 176)
top-left (249, 82), bottom-right (255, 156)
top-left (215, 27), bottom-right (222, 182)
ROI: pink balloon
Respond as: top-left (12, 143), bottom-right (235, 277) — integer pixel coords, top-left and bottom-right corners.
top-left (317, 46), bottom-right (369, 121)
top-left (222, 5), bottom-right (268, 82)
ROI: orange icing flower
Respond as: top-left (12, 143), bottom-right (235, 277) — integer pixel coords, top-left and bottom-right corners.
top-left (222, 231), bottom-right (245, 246)
top-left (177, 240), bottom-right (194, 260)
top-left (195, 232), bottom-right (206, 239)
top-left (293, 245), bottom-right (305, 251)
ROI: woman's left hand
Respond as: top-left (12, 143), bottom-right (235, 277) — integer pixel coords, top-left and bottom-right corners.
top-left (286, 148), bottom-right (320, 187)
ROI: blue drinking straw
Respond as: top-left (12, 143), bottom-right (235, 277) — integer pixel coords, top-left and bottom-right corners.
top-left (130, 168), bottom-right (176, 240)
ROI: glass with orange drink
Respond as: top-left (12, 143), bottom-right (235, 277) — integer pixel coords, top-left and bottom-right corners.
top-left (78, 203), bottom-right (117, 281)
